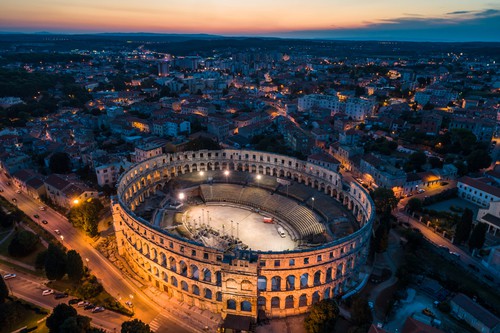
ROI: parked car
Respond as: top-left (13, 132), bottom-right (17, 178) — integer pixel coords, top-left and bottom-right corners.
top-left (125, 301), bottom-right (133, 308)
top-left (54, 293), bottom-right (68, 299)
top-left (84, 304), bottom-right (95, 311)
top-left (77, 301), bottom-right (90, 307)
top-left (41, 220), bottom-right (48, 224)
top-left (54, 229), bottom-right (61, 235)
top-left (450, 251), bottom-right (461, 259)
top-left (15, 189), bottom-right (21, 194)
top-left (33, 214), bottom-right (39, 219)
top-left (42, 289), bottom-right (54, 296)
top-left (368, 301), bottom-right (374, 309)
top-left (68, 298), bottom-right (82, 305)
top-left (39, 206), bottom-right (47, 211)
top-left (422, 308), bottom-right (435, 317)
top-left (92, 306), bottom-right (105, 313)
top-left (3, 273), bottom-right (16, 280)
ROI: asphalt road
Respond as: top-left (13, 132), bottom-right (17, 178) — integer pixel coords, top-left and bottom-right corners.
top-left (0, 174), bottom-right (195, 333)
top-left (1, 268), bottom-right (128, 331)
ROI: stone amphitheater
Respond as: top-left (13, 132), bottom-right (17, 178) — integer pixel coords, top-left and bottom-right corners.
top-left (112, 149), bottom-right (375, 322)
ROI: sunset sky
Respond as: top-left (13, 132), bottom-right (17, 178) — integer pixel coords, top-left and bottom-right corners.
top-left (1, 0), bottom-right (499, 41)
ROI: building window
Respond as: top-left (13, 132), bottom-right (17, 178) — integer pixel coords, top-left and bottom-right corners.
top-left (274, 260), bottom-right (280, 267)
top-left (304, 258), bottom-right (309, 264)
top-left (289, 259), bottom-right (295, 266)
top-left (260, 260), bottom-right (266, 267)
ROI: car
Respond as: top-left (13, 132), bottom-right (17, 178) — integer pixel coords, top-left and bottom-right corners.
top-left (15, 189), bottom-right (21, 194)
top-left (92, 306), bottom-right (105, 313)
top-left (422, 308), bottom-right (435, 317)
top-left (42, 289), bottom-right (54, 296)
top-left (417, 189), bottom-right (425, 193)
top-left (54, 229), bottom-right (61, 235)
top-left (125, 301), bottom-right (133, 308)
top-left (368, 301), bottom-right (374, 309)
top-left (68, 298), bottom-right (82, 305)
top-left (407, 193), bottom-right (413, 197)
top-left (77, 301), bottom-right (90, 307)
top-left (3, 273), bottom-right (16, 280)
top-left (438, 245), bottom-right (450, 253)
top-left (6, 181), bottom-right (11, 186)
top-left (33, 214), bottom-right (39, 219)
top-left (376, 323), bottom-right (383, 328)
top-left (41, 220), bottom-right (48, 224)
top-left (0, 188), bottom-right (3, 192)
top-left (39, 206), bottom-right (46, 211)
top-left (84, 304), bottom-right (95, 310)
top-left (54, 293), bottom-right (68, 299)
top-left (450, 251), bottom-right (461, 259)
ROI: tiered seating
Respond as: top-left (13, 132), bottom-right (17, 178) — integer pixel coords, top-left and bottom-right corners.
top-left (199, 184), bottom-right (325, 238)
top-left (277, 182), bottom-right (313, 202)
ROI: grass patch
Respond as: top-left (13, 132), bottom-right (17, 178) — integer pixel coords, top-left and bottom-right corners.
top-left (0, 298), bottom-right (49, 333)
top-left (0, 231), bottom-right (15, 254)
top-left (0, 258), bottom-right (45, 276)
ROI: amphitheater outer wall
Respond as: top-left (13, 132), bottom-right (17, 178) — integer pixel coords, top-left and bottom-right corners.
top-left (112, 149), bottom-right (375, 319)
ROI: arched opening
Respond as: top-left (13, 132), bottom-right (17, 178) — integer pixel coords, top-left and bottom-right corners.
top-left (169, 257), bottom-right (177, 273)
top-left (257, 297), bottom-right (267, 310)
top-left (324, 287), bottom-right (331, 300)
top-left (190, 264), bottom-right (199, 280)
top-left (312, 291), bottom-right (320, 304)
top-left (216, 292), bottom-right (222, 302)
top-left (271, 297), bottom-right (280, 309)
top-left (160, 253), bottom-right (167, 267)
top-left (285, 295), bottom-right (294, 309)
top-left (241, 301), bottom-right (252, 312)
top-left (299, 294), bottom-right (308, 307)
top-left (162, 271), bottom-right (168, 282)
top-left (286, 275), bottom-right (296, 291)
top-left (257, 276), bottom-right (267, 291)
top-left (179, 260), bottom-right (188, 277)
top-left (271, 276), bottom-right (281, 291)
top-left (181, 281), bottom-right (189, 291)
top-left (192, 285), bottom-right (200, 296)
top-left (171, 276), bottom-right (178, 287)
top-left (227, 299), bottom-right (237, 310)
top-left (202, 268), bottom-right (212, 282)
top-left (300, 273), bottom-right (309, 289)
top-left (216, 271), bottom-right (222, 286)
top-left (326, 267), bottom-right (333, 283)
top-left (314, 271), bottom-right (322, 286)
top-left (204, 288), bottom-right (212, 299)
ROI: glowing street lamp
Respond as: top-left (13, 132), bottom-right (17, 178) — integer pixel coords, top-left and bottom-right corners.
top-left (73, 199), bottom-right (79, 205)
top-left (256, 174), bottom-right (262, 188)
top-left (178, 192), bottom-right (185, 201)
top-left (311, 197), bottom-right (315, 211)
top-left (224, 170), bottom-right (230, 183)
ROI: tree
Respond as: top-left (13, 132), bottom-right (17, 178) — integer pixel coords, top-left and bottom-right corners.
top-left (8, 230), bottom-right (39, 257)
top-left (59, 315), bottom-right (91, 333)
top-left (454, 208), bottom-right (473, 245)
top-left (66, 250), bottom-right (84, 282)
top-left (35, 250), bottom-right (48, 270)
top-left (0, 276), bottom-right (8, 303)
top-left (46, 303), bottom-right (77, 333)
top-left (407, 198), bottom-right (422, 212)
top-left (373, 223), bottom-right (389, 253)
top-left (121, 319), bottom-right (153, 333)
top-left (371, 188), bottom-right (399, 215)
top-left (45, 244), bottom-right (67, 280)
top-left (184, 137), bottom-right (220, 151)
top-left (68, 199), bottom-right (104, 237)
top-left (405, 151), bottom-right (427, 172)
top-left (468, 223), bottom-right (487, 251)
top-left (466, 150), bottom-right (492, 172)
top-left (49, 152), bottom-right (71, 174)
top-left (304, 299), bottom-right (339, 333)
top-left (350, 297), bottom-right (373, 326)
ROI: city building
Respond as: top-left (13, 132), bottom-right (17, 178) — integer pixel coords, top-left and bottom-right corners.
top-left (450, 293), bottom-right (500, 333)
top-left (457, 176), bottom-right (500, 208)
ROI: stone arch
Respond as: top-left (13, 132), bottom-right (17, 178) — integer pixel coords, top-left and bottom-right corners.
top-left (299, 294), bottom-right (308, 307)
top-left (312, 291), bottom-right (320, 304)
top-left (154, 267), bottom-right (159, 277)
top-left (324, 287), bottom-right (331, 300)
top-left (326, 267), bottom-right (333, 283)
top-left (226, 278), bottom-right (238, 290)
top-left (313, 271), bottom-right (322, 286)
top-left (204, 288), bottom-right (212, 299)
top-left (171, 276), bottom-right (178, 287)
top-left (192, 285), bottom-right (200, 296)
top-left (202, 268), bottom-right (212, 282)
top-left (271, 297), bottom-right (280, 309)
top-left (151, 248), bottom-right (158, 262)
top-left (216, 292), bottom-right (222, 302)
top-left (169, 257), bottom-right (177, 273)
top-left (286, 275), bottom-right (296, 291)
top-left (271, 276), bottom-right (281, 291)
top-left (181, 281), bottom-right (189, 291)
top-left (190, 264), bottom-right (199, 280)
top-left (159, 252), bottom-right (167, 267)
top-left (162, 271), bottom-right (168, 283)
top-left (258, 276), bottom-right (267, 291)
top-left (241, 280), bottom-right (253, 291)
top-left (300, 273), bottom-right (309, 289)
top-left (257, 296), bottom-right (267, 310)
top-left (227, 299), bottom-right (237, 310)
top-left (179, 260), bottom-right (188, 277)
top-left (285, 295), bottom-right (294, 309)
top-left (241, 301), bottom-right (252, 312)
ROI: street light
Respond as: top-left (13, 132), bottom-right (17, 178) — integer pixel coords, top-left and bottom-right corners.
top-left (256, 174), bottom-right (262, 188)
top-left (73, 199), bottom-right (79, 205)
top-left (224, 170), bottom-right (230, 183)
top-left (179, 192), bottom-right (185, 201)
top-left (311, 197), bottom-right (315, 211)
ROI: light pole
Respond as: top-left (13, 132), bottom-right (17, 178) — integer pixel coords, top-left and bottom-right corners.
top-left (231, 220), bottom-right (234, 238)
top-left (237, 222), bottom-right (239, 239)
top-left (311, 197), bottom-right (315, 211)
top-left (199, 171), bottom-right (205, 184)
top-left (256, 174), bottom-right (262, 188)
top-left (224, 170), bottom-right (229, 183)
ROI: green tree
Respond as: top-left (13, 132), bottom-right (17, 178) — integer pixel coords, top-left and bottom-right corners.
top-left (351, 297), bottom-right (373, 326)
top-left (405, 151), bottom-right (427, 172)
top-left (407, 198), bottom-right (423, 212)
top-left (35, 250), bottom-right (48, 270)
top-left (68, 199), bottom-right (104, 237)
top-left (371, 188), bottom-right (399, 215)
top-left (121, 319), bottom-right (153, 333)
top-left (373, 223), bottom-right (389, 253)
top-left (8, 230), bottom-right (39, 257)
top-left (66, 250), bottom-right (84, 282)
top-left (49, 152), bottom-right (71, 174)
top-left (466, 150), bottom-right (492, 172)
top-left (184, 137), bottom-right (220, 151)
top-left (304, 299), bottom-right (339, 333)
top-left (468, 223), bottom-right (487, 251)
top-left (59, 315), bottom-right (91, 333)
top-left (454, 208), bottom-right (473, 245)
top-left (0, 276), bottom-right (8, 303)
top-left (46, 303), bottom-right (77, 333)
top-left (45, 244), bottom-right (67, 280)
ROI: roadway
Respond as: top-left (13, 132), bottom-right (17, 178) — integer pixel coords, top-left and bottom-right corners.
top-left (0, 268), bottom-right (128, 331)
top-left (0, 174), bottom-right (195, 333)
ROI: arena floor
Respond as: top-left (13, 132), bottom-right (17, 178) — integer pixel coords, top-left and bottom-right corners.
top-left (186, 204), bottom-right (297, 252)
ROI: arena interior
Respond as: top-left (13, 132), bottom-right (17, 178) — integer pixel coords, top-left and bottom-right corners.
top-left (112, 149), bottom-right (375, 322)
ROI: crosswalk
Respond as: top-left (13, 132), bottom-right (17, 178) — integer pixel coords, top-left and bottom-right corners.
top-left (149, 312), bottom-right (174, 332)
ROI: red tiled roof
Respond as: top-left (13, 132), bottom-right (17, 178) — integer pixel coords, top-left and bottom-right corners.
top-left (458, 176), bottom-right (500, 198)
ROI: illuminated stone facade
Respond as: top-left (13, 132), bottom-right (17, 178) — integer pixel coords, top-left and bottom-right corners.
top-left (112, 149), bottom-right (375, 319)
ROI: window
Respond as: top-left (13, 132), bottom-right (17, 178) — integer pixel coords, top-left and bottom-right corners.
top-left (203, 253), bottom-right (209, 260)
top-left (260, 260), bottom-right (266, 267)
top-left (191, 250), bottom-right (196, 256)
top-left (289, 259), bottom-right (295, 266)
top-left (317, 255), bottom-right (322, 262)
top-left (304, 258), bottom-right (309, 264)
top-left (274, 260), bottom-right (280, 267)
